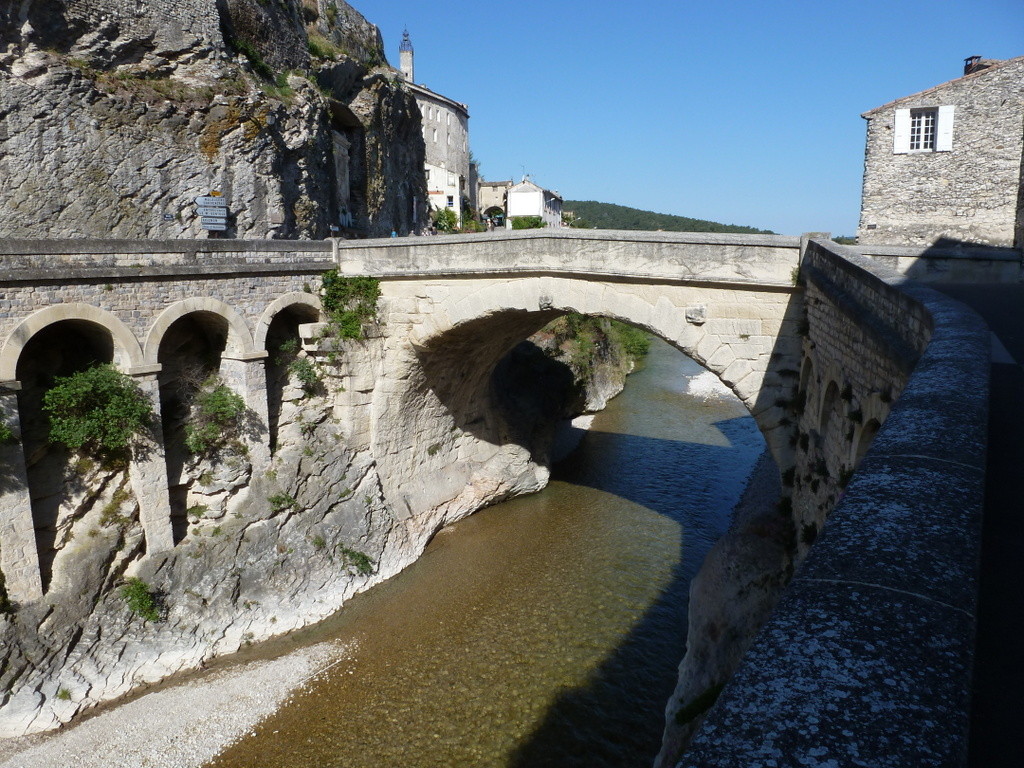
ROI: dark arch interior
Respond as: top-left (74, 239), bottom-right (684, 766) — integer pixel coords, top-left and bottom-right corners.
top-left (413, 309), bottom-right (563, 454)
top-left (819, 380), bottom-right (841, 437)
top-left (15, 320), bottom-right (114, 592)
top-left (156, 312), bottom-right (229, 543)
top-left (265, 304), bottom-right (320, 452)
top-left (855, 418), bottom-right (881, 465)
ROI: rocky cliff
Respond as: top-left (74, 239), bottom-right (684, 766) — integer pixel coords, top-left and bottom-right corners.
top-left (0, 0), bottom-right (426, 239)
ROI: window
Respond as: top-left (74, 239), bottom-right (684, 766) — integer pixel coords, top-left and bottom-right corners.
top-left (909, 108), bottom-right (936, 150)
top-left (446, 196), bottom-right (454, 208)
top-left (893, 105), bottom-right (955, 153)
top-left (432, 128), bottom-right (437, 142)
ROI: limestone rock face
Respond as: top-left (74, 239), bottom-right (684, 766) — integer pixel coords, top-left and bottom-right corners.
top-left (0, 0), bottom-right (426, 239)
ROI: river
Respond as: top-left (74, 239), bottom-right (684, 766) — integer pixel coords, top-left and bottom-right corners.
top-left (207, 337), bottom-right (765, 768)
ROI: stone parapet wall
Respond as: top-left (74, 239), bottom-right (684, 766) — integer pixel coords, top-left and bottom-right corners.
top-left (679, 238), bottom-right (988, 768)
top-left (853, 241), bottom-right (1023, 283)
top-left (0, 239), bottom-right (333, 275)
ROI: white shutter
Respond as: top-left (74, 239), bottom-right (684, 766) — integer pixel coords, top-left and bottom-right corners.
top-left (893, 108), bottom-right (911, 153)
top-left (936, 105), bottom-right (955, 151)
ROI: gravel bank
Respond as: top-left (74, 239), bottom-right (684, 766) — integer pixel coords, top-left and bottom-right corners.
top-left (0, 641), bottom-right (352, 768)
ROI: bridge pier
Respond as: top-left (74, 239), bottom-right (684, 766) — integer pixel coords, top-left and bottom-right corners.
top-left (220, 352), bottom-right (272, 473)
top-left (0, 382), bottom-right (43, 604)
top-left (127, 368), bottom-right (175, 555)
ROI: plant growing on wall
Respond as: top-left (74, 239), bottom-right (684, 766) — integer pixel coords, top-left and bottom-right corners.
top-left (321, 271), bottom-right (381, 340)
top-left (184, 376), bottom-right (247, 456)
top-left (119, 577), bottom-right (161, 622)
top-left (0, 409), bottom-right (15, 445)
top-left (42, 364), bottom-right (153, 455)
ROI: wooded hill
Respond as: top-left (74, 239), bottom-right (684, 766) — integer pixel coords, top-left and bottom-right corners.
top-left (563, 201), bottom-right (773, 234)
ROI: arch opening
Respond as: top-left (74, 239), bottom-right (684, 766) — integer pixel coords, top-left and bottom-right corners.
top-left (854, 418), bottom-right (881, 466)
top-left (819, 380), bottom-right (841, 437)
top-left (156, 311), bottom-right (230, 543)
top-left (376, 301), bottom-right (785, 525)
top-left (264, 303), bottom-right (321, 452)
top-left (15, 320), bottom-right (115, 593)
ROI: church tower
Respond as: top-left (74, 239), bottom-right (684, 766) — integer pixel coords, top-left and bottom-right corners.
top-left (399, 29), bottom-right (414, 82)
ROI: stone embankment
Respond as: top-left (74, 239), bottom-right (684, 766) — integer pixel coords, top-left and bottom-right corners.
top-left (661, 239), bottom-right (988, 768)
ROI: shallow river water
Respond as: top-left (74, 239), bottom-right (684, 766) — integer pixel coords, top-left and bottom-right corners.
top-left (207, 338), bottom-right (765, 768)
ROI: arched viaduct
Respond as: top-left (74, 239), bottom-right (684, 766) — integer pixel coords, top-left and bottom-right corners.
top-left (0, 231), bottom-right (989, 767)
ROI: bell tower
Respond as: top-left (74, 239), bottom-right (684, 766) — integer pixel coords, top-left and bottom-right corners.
top-left (399, 29), bottom-right (414, 82)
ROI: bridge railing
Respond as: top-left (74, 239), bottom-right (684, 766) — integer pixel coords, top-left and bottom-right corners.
top-left (679, 238), bottom-right (988, 767)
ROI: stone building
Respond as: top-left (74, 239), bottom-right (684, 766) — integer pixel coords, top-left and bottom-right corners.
top-left (507, 178), bottom-right (563, 228)
top-left (479, 178), bottom-right (563, 228)
top-left (398, 30), bottom-right (475, 225)
top-left (857, 55), bottom-right (1024, 247)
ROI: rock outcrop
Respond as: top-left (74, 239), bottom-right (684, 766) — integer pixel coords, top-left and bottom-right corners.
top-left (0, 0), bottom-right (426, 239)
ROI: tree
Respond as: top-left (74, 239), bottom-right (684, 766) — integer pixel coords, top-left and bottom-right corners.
top-left (433, 207), bottom-right (458, 233)
top-left (43, 364), bottom-right (153, 454)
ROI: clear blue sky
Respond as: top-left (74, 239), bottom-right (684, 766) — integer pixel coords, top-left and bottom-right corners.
top-left (370, 0), bottom-right (1022, 236)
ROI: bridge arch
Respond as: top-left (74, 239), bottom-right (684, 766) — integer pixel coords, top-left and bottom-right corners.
top-left (143, 298), bottom-right (256, 366)
top-left (373, 274), bottom-right (799, 525)
top-left (254, 292), bottom-right (322, 351)
top-left (0, 303), bottom-right (143, 381)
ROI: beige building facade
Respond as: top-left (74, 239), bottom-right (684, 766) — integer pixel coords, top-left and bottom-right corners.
top-left (399, 31), bottom-right (474, 225)
top-left (857, 55), bottom-right (1024, 248)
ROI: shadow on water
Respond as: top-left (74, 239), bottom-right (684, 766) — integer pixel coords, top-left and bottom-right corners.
top-left (208, 339), bottom-right (771, 768)
top-left (506, 421), bottom-right (761, 768)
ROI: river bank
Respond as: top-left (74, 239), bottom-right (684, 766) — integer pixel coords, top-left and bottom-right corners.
top-left (0, 447), bottom-right (781, 768)
top-left (0, 641), bottom-right (351, 768)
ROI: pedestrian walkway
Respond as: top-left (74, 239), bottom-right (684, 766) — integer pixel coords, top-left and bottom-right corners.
top-left (932, 283), bottom-right (1024, 768)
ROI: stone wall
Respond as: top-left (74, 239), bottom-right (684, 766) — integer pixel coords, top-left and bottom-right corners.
top-left (676, 238), bottom-right (988, 768)
top-left (857, 57), bottom-right (1024, 247)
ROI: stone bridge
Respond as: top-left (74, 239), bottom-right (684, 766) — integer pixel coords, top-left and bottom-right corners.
top-left (0, 231), bottom-right (988, 767)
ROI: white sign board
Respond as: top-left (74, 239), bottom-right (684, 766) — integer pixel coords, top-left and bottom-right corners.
top-left (203, 222), bottom-right (227, 231)
top-left (196, 206), bottom-right (229, 217)
top-left (201, 216), bottom-right (229, 225)
top-left (195, 196), bottom-right (228, 207)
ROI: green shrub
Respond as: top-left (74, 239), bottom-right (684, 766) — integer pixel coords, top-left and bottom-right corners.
top-left (184, 377), bottom-right (247, 456)
top-left (510, 215), bottom-right (545, 230)
top-left (432, 207), bottom-right (458, 233)
top-left (288, 357), bottom-right (322, 395)
top-left (227, 35), bottom-right (273, 80)
top-left (120, 577), bottom-right (161, 622)
top-left (609, 320), bottom-right (650, 359)
top-left (339, 545), bottom-right (374, 576)
top-left (268, 493), bottom-right (298, 513)
top-left (43, 364), bottom-right (153, 454)
top-left (321, 271), bottom-right (381, 340)
top-left (307, 33), bottom-right (342, 60)
top-left (0, 417), bottom-right (15, 445)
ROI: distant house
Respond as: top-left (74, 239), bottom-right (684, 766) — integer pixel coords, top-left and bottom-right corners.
top-left (505, 178), bottom-right (563, 228)
top-left (478, 181), bottom-right (512, 225)
top-left (857, 55), bottom-right (1024, 248)
top-left (398, 30), bottom-right (476, 226)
